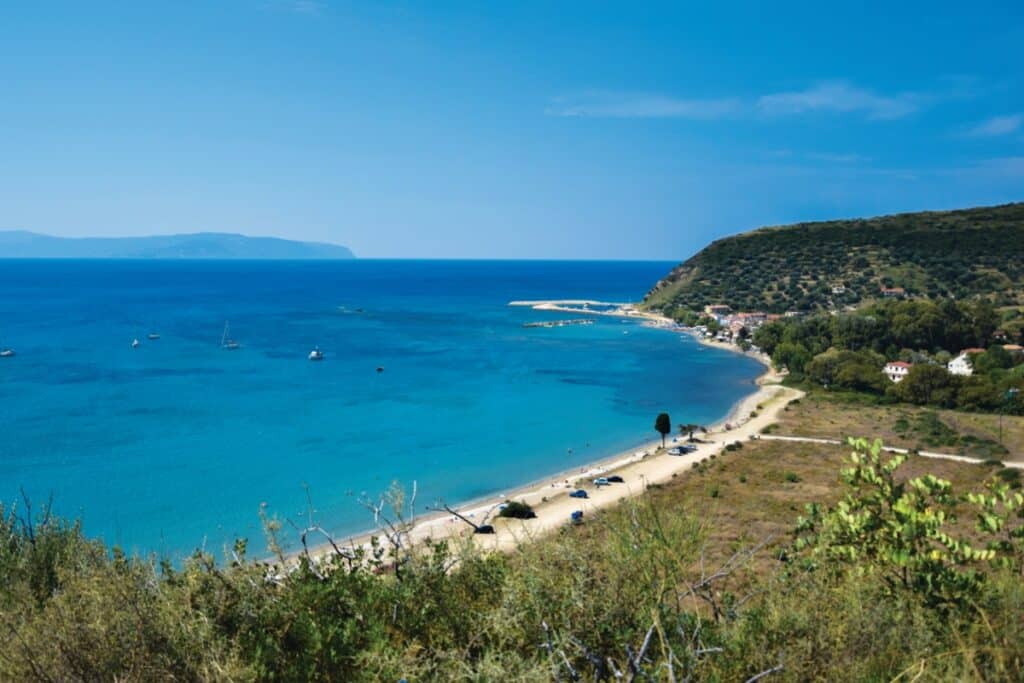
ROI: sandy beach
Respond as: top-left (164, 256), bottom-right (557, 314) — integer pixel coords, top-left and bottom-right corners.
top-left (307, 301), bottom-right (796, 561)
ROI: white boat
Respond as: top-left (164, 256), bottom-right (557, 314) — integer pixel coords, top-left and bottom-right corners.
top-left (221, 322), bottom-right (240, 350)
top-left (0, 348), bottom-right (14, 358)
top-left (147, 333), bottom-right (160, 340)
top-left (308, 347), bottom-right (324, 361)
top-left (131, 338), bottom-right (140, 349)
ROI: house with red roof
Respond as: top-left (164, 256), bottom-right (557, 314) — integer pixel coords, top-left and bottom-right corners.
top-left (883, 361), bottom-right (912, 383)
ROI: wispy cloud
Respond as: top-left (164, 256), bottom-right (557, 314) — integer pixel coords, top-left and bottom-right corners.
top-left (757, 81), bottom-right (918, 120)
top-left (551, 80), bottom-right (942, 121)
top-left (547, 91), bottom-right (740, 119)
top-left (965, 114), bottom-right (1023, 137)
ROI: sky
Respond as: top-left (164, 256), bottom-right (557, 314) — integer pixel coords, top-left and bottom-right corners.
top-left (1, 1), bottom-right (1022, 259)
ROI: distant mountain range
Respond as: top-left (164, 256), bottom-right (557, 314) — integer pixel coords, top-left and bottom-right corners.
top-left (0, 231), bottom-right (355, 259)
top-left (644, 202), bottom-right (1024, 314)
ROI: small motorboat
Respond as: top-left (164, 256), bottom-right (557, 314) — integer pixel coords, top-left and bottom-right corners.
top-left (0, 348), bottom-right (15, 358)
top-left (147, 333), bottom-right (161, 340)
top-left (131, 339), bottom-right (140, 349)
top-left (308, 347), bottom-right (325, 361)
top-left (376, 366), bottom-right (384, 373)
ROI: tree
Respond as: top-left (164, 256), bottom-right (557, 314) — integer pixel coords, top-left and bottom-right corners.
top-left (890, 364), bottom-right (959, 407)
top-left (956, 376), bottom-right (1002, 411)
top-left (678, 423), bottom-right (701, 441)
top-left (655, 413), bottom-right (671, 447)
top-left (974, 346), bottom-right (1012, 375)
top-left (774, 342), bottom-right (812, 373)
top-left (971, 299), bottom-right (1000, 346)
top-left (834, 360), bottom-right (887, 393)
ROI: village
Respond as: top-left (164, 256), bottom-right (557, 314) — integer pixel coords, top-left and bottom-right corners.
top-left (694, 295), bottom-right (1024, 386)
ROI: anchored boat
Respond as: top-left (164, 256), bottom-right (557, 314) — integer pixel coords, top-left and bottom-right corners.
top-left (221, 321), bottom-right (240, 350)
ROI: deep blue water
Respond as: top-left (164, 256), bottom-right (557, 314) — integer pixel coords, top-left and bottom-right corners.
top-left (0, 260), bottom-right (763, 559)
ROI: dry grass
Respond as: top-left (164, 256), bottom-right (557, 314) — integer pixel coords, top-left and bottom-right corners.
top-left (769, 392), bottom-right (1024, 461)
top-left (577, 434), bottom-right (1000, 591)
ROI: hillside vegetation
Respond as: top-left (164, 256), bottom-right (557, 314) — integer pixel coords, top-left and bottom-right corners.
top-left (644, 203), bottom-right (1024, 313)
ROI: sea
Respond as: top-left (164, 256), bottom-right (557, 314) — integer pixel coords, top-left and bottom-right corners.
top-left (0, 259), bottom-right (764, 560)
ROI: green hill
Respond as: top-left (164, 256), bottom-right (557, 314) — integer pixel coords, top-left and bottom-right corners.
top-left (643, 203), bottom-right (1024, 314)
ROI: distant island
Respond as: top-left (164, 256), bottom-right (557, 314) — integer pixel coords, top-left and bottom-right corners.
top-left (644, 202), bottom-right (1024, 314)
top-left (0, 230), bottom-right (355, 260)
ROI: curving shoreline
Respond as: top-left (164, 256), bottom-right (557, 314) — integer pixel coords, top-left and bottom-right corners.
top-left (305, 301), bottom-right (793, 562)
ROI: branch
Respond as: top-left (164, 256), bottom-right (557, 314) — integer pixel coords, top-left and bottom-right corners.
top-left (745, 662), bottom-right (784, 682)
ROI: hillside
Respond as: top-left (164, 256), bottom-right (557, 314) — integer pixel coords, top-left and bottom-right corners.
top-left (0, 231), bottom-right (355, 259)
top-left (643, 203), bottom-right (1024, 314)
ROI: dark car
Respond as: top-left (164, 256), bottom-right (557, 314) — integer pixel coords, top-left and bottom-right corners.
top-left (607, 475), bottom-right (624, 483)
top-left (569, 489), bottom-right (588, 499)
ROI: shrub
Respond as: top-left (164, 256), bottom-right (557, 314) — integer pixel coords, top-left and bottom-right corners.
top-left (784, 472), bottom-right (801, 483)
top-left (794, 437), bottom-right (1010, 609)
top-left (497, 500), bottom-right (537, 519)
top-left (996, 468), bottom-right (1022, 489)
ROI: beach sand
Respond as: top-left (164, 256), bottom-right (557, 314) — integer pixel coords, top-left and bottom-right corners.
top-left (305, 303), bottom-right (799, 562)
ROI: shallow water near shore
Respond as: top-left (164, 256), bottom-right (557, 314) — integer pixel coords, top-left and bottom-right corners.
top-left (0, 259), bottom-right (764, 559)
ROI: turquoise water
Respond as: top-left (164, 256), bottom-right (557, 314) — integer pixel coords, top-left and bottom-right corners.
top-left (0, 260), bottom-right (763, 559)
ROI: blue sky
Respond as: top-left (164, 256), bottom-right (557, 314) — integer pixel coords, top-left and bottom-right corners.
top-left (1, 1), bottom-right (1022, 259)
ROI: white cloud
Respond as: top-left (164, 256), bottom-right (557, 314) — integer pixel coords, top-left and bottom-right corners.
top-left (757, 81), bottom-right (918, 120)
top-left (966, 114), bottom-right (1023, 137)
top-left (547, 91), bottom-right (740, 119)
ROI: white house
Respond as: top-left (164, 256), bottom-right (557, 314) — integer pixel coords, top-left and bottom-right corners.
top-left (947, 348), bottom-right (985, 376)
top-left (883, 361), bottom-right (912, 383)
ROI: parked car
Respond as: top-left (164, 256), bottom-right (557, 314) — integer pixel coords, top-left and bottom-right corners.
top-left (593, 477), bottom-right (610, 487)
top-left (570, 510), bottom-right (584, 525)
top-left (569, 489), bottom-right (588, 499)
top-left (607, 475), bottom-right (624, 483)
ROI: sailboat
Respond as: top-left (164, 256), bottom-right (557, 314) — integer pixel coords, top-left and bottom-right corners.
top-left (131, 338), bottom-right (140, 349)
top-left (308, 346), bottom-right (325, 361)
top-left (221, 321), bottom-right (240, 350)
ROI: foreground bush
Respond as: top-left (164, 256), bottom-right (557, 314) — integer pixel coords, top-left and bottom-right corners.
top-left (2, 437), bottom-right (1024, 681)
